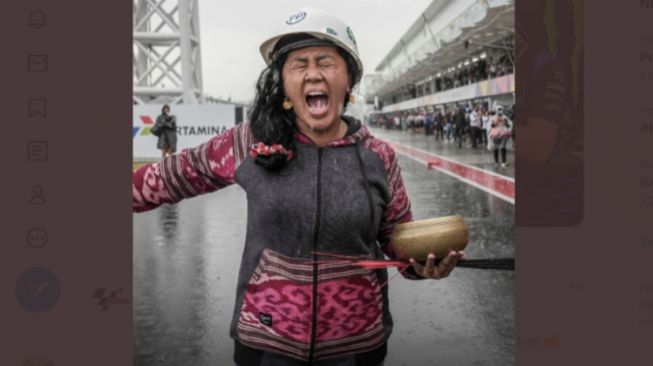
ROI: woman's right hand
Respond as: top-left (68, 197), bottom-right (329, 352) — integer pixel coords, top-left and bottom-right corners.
top-left (409, 250), bottom-right (465, 279)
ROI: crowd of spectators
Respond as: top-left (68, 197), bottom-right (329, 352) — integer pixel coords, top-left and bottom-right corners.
top-left (378, 52), bottom-right (514, 106)
top-left (439, 55), bottom-right (513, 90)
top-left (368, 104), bottom-right (515, 166)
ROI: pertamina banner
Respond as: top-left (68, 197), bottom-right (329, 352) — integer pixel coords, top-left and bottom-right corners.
top-left (133, 104), bottom-right (236, 159)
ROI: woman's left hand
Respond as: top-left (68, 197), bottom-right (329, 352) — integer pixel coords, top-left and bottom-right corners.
top-left (409, 250), bottom-right (465, 279)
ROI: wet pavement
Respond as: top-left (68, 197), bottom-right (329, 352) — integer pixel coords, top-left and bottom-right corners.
top-left (133, 127), bottom-right (515, 366)
top-left (370, 127), bottom-right (515, 179)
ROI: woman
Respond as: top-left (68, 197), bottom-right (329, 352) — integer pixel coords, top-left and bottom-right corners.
top-left (489, 107), bottom-right (513, 167)
top-left (152, 104), bottom-right (178, 157)
top-left (133, 8), bottom-right (464, 366)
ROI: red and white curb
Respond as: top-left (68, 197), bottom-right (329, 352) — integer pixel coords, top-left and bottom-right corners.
top-left (387, 141), bottom-right (515, 205)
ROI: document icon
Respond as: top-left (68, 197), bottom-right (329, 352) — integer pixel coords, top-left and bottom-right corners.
top-left (27, 54), bottom-right (48, 72)
top-left (28, 141), bottom-right (48, 161)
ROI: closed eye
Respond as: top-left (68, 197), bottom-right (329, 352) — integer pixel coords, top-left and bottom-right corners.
top-left (288, 57), bottom-right (308, 70)
top-left (316, 55), bottom-right (336, 67)
top-left (290, 62), bottom-right (307, 70)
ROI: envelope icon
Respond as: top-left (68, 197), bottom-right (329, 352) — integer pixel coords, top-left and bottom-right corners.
top-left (27, 54), bottom-right (48, 72)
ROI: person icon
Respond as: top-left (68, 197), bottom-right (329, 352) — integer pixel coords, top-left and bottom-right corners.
top-left (29, 185), bottom-right (47, 205)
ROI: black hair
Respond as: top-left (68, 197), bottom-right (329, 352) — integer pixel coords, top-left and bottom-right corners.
top-left (248, 53), bottom-right (295, 171)
top-left (248, 37), bottom-right (359, 171)
top-left (162, 104), bottom-right (170, 114)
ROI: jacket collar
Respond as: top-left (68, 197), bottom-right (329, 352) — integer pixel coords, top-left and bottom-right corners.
top-left (294, 115), bottom-right (370, 147)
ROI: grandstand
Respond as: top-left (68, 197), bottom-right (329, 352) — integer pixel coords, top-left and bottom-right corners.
top-left (363, 0), bottom-right (514, 116)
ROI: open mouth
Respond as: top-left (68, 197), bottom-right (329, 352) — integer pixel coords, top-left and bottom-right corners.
top-left (305, 90), bottom-right (329, 117)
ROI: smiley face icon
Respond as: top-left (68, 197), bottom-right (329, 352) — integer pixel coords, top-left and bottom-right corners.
top-left (27, 228), bottom-right (48, 249)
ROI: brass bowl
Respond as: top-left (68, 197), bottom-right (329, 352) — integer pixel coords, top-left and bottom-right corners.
top-left (391, 215), bottom-right (469, 261)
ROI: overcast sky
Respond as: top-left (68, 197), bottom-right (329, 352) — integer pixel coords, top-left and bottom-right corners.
top-left (197, 0), bottom-right (432, 103)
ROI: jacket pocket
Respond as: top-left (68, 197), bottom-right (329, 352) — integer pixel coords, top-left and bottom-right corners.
top-left (236, 248), bottom-right (385, 362)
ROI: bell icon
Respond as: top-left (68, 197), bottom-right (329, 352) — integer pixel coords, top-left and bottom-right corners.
top-left (29, 10), bottom-right (47, 30)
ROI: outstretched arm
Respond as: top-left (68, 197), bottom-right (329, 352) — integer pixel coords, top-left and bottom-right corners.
top-left (133, 125), bottom-right (245, 213)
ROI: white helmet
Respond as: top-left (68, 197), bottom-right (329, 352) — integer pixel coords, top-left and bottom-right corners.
top-left (259, 7), bottom-right (363, 85)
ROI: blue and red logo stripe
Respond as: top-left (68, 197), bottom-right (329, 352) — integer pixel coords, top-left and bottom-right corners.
top-left (133, 116), bottom-right (154, 138)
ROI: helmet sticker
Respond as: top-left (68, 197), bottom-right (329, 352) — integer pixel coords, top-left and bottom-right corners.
top-left (286, 11), bottom-right (306, 25)
top-left (326, 27), bottom-right (338, 36)
top-left (346, 26), bottom-right (357, 46)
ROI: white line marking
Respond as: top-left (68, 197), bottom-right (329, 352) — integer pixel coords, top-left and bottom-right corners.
top-left (388, 141), bottom-right (515, 182)
top-left (394, 149), bottom-right (516, 205)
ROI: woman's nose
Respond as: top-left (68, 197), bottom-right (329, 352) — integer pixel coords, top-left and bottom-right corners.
top-left (304, 64), bottom-right (324, 82)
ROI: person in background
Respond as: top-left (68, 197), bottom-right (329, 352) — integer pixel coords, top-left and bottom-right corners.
top-left (445, 111), bottom-right (454, 141)
top-left (489, 106), bottom-right (513, 167)
top-left (416, 111), bottom-right (425, 134)
top-left (453, 107), bottom-right (467, 148)
top-left (406, 113), bottom-right (414, 133)
top-left (424, 110), bottom-right (434, 137)
top-left (434, 110), bottom-right (444, 140)
top-left (469, 107), bottom-right (481, 148)
top-left (481, 108), bottom-right (490, 146)
top-left (152, 104), bottom-right (178, 158)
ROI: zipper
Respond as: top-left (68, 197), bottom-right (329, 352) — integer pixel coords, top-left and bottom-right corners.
top-left (308, 147), bottom-right (323, 364)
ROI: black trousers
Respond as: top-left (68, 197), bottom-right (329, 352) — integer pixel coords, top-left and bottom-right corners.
top-left (493, 148), bottom-right (507, 163)
top-left (234, 340), bottom-right (387, 366)
top-left (470, 127), bottom-right (481, 147)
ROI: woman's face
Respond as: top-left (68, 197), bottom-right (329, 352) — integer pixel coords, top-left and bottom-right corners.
top-left (282, 46), bottom-right (350, 133)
